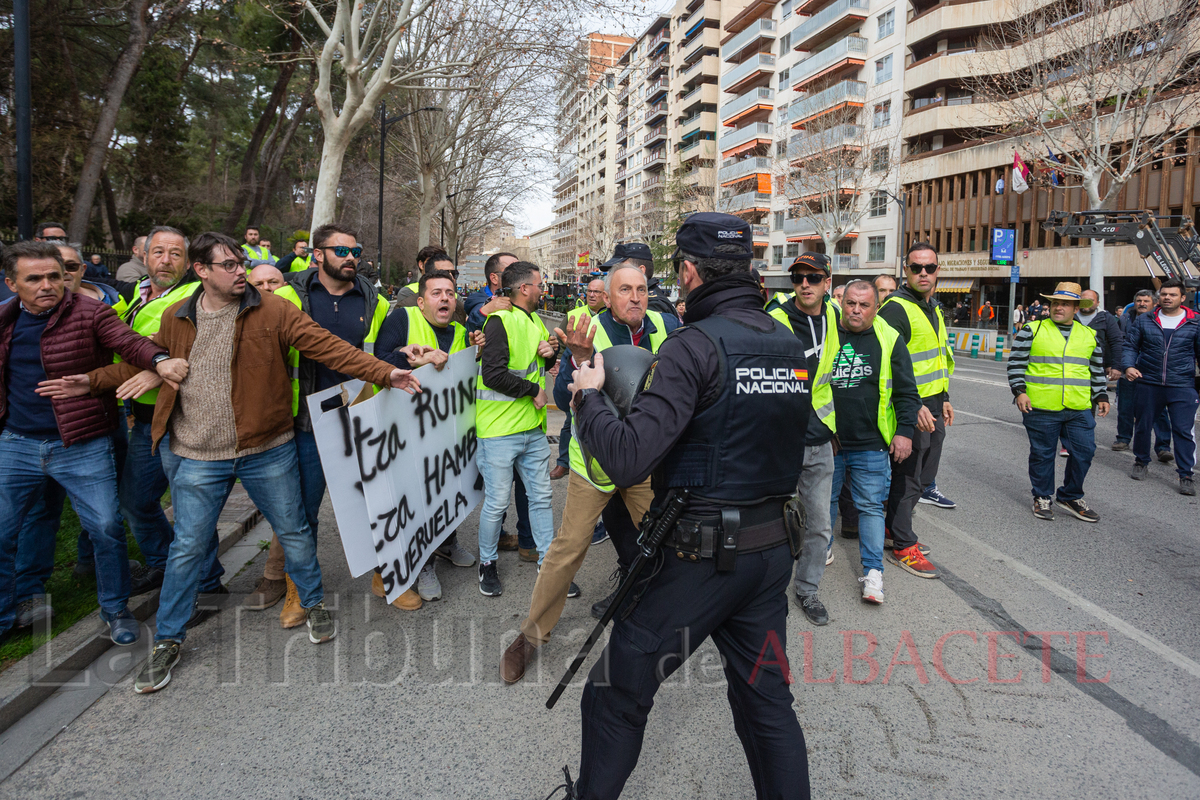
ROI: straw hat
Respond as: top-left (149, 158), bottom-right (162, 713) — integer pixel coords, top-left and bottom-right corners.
top-left (1040, 282), bottom-right (1094, 309)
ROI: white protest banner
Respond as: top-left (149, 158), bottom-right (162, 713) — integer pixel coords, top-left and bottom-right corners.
top-left (309, 349), bottom-right (484, 603)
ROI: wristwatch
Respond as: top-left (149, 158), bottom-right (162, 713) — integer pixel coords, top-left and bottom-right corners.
top-left (580, 388), bottom-right (600, 401)
top-left (152, 354), bottom-right (171, 366)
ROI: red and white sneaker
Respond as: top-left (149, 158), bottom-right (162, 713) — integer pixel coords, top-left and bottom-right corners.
top-left (887, 544), bottom-right (940, 579)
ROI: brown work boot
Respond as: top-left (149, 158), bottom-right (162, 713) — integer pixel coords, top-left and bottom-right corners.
top-left (371, 571), bottom-right (422, 610)
top-left (549, 465), bottom-right (568, 480)
top-left (518, 547), bottom-right (538, 563)
top-left (279, 575), bottom-right (307, 628)
top-left (498, 533), bottom-right (518, 551)
top-left (500, 632), bottom-right (538, 684)
top-left (242, 576), bottom-right (286, 610)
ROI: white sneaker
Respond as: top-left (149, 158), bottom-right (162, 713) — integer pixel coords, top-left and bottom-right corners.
top-left (859, 569), bottom-right (884, 604)
top-left (825, 547), bottom-right (834, 566)
top-left (417, 561), bottom-right (442, 601)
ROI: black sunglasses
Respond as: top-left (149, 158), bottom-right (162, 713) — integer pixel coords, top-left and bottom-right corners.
top-left (791, 272), bottom-right (827, 286)
top-left (322, 245), bottom-right (363, 259)
top-left (906, 262), bottom-right (938, 275)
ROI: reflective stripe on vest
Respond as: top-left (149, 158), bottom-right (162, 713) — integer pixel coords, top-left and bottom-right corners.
top-left (403, 306), bottom-right (467, 353)
top-left (475, 308), bottom-right (548, 437)
top-left (1025, 319), bottom-right (1097, 411)
top-left (769, 299), bottom-right (839, 432)
top-left (119, 280), bottom-right (202, 406)
top-left (242, 244), bottom-right (269, 261)
top-left (882, 295), bottom-right (954, 397)
top-left (567, 310), bottom-right (669, 490)
top-left (361, 296), bottom-right (389, 356)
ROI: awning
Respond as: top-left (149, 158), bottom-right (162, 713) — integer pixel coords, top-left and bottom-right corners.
top-left (936, 278), bottom-right (975, 293)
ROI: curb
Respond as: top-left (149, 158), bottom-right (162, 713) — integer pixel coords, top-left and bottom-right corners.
top-left (0, 502), bottom-right (263, 735)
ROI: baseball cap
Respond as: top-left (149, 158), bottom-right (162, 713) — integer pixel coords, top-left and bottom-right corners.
top-left (600, 242), bottom-right (654, 269)
top-left (787, 252), bottom-right (831, 274)
top-left (672, 212), bottom-right (753, 261)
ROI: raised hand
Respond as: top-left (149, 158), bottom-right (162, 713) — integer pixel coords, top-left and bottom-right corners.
top-left (553, 313), bottom-right (596, 363)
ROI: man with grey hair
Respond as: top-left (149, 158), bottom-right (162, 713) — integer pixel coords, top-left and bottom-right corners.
top-left (599, 242), bottom-right (676, 316)
top-left (117, 236), bottom-right (149, 283)
top-left (1115, 289), bottom-right (1171, 453)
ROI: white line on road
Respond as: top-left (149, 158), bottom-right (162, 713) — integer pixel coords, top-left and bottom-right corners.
top-left (953, 408), bottom-right (1025, 429)
top-left (916, 508), bottom-right (1200, 681)
top-left (952, 376), bottom-right (1010, 387)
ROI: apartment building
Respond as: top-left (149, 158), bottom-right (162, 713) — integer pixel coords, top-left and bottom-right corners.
top-left (899, 0), bottom-right (1200, 308)
top-left (717, 0), bottom-right (908, 289)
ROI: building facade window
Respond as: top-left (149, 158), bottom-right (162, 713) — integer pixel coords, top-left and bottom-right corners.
top-left (779, 33), bottom-right (792, 54)
top-left (786, 243), bottom-right (800, 259)
top-left (877, 9), bottom-right (895, 40)
top-left (875, 55), bottom-right (893, 85)
top-left (868, 236), bottom-right (887, 262)
top-left (774, 211), bottom-right (785, 230)
top-left (871, 146), bottom-right (890, 172)
top-left (778, 67), bottom-right (789, 85)
top-left (773, 245), bottom-right (784, 265)
top-left (869, 191), bottom-right (887, 217)
top-left (873, 100), bottom-right (891, 128)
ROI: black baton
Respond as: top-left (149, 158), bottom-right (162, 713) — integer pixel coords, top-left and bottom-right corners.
top-left (546, 488), bottom-right (690, 710)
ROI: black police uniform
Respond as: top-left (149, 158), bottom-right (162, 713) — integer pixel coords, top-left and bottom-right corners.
top-left (572, 213), bottom-right (812, 800)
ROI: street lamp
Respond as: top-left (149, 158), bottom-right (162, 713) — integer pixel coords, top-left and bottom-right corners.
top-left (880, 188), bottom-right (907, 273)
top-left (378, 103), bottom-right (440, 282)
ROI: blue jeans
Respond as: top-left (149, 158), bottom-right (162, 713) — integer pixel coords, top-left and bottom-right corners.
top-left (553, 367), bottom-right (573, 469)
top-left (477, 429), bottom-right (555, 564)
top-left (0, 431), bottom-right (130, 634)
top-left (830, 449), bottom-right (891, 575)
top-left (1116, 378), bottom-right (1171, 450)
top-left (295, 429), bottom-right (326, 537)
top-left (1133, 383), bottom-right (1199, 478)
top-left (158, 437), bottom-right (323, 642)
top-left (1023, 408), bottom-right (1096, 501)
top-left (123, 420), bottom-right (222, 589)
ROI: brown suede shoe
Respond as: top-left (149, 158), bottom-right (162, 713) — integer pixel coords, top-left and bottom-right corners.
top-left (549, 465), bottom-right (568, 480)
top-left (518, 547), bottom-right (538, 563)
top-left (279, 575), bottom-right (307, 629)
top-left (242, 576), bottom-right (286, 610)
top-left (371, 571), bottom-right (422, 610)
top-left (498, 534), bottom-right (519, 551)
top-left (500, 632), bottom-right (537, 684)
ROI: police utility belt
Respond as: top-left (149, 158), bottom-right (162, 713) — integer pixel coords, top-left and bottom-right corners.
top-left (664, 498), bottom-right (790, 572)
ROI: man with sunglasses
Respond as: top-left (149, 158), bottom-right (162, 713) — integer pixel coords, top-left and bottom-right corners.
top-left (877, 242), bottom-right (954, 580)
top-left (767, 252), bottom-right (840, 626)
top-left (236, 224), bottom-right (395, 621)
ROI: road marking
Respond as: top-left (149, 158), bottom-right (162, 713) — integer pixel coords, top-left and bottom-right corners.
top-left (953, 366), bottom-right (1007, 376)
top-left (953, 409), bottom-right (1025, 430)
top-left (952, 376), bottom-right (1009, 388)
top-left (916, 508), bottom-right (1200, 681)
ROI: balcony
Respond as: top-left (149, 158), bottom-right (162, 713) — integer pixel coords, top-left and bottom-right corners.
top-left (553, 210), bottom-right (577, 225)
top-left (788, 80), bottom-right (866, 127)
top-left (791, 35), bottom-right (867, 91)
top-left (903, 49), bottom-right (983, 93)
top-left (831, 254), bottom-right (861, 270)
top-left (721, 53), bottom-right (776, 94)
top-left (791, 0), bottom-right (869, 52)
top-left (683, 27), bottom-right (721, 64)
top-left (721, 86), bottom-right (774, 126)
top-left (787, 124), bottom-right (863, 160)
top-left (727, 0), bottom-right (782, 36)
top-left (618, 85), bottom-right (630, 103)
top-left (721, 18), bottom-right (777, 63)
top-left (900, 99), bottom-right (996, 139)
top-left (718, 156), bottom-right (773, 185)
top-left (681, 53), bottom-right (720, 85)
top-left (648, 54), bottom-right (668, 78)
top-left (719, 190), bottom-right (772, 213)
top-left (680, 110), bottom-right (716, 139)
top-left (679, 138), bottom-right (716, 162)
top-left (616, 147), bottom-right (628, 163)
top-left (615, 166), bottom-right (627, 181)
top-left (783, 214), bottom-right (834, 237)
top-left (648, 28), bottom-right (670, 53)
top-left (644, 150), bottom-right (668, 169)
top-left (643, 125), bottom-right (667, 147)
top-left (643, 174), bottom-right (664, 191)
top-left (720, 121), bottom-right (773, 156)
top-left (614, 187), bottom-right (627, 200)
top-left (616, 125), bottom-right (629, 144)
top-left (647, 77), bottom-right (670, 101)
top-left (552, 228), bottom-right (574, 241)
top-left (554, 171), bottom-right (577, 193)
top-left (679, 82), bottom-right (720, 108)
top-left (617, 106), bottom-right (630, 124)
top-left (752, 223), bottom-right (770, 240)
top-left (645, 100), bottom-right (668, 125)
top-left (907, 1), bottom-right (1016, 51)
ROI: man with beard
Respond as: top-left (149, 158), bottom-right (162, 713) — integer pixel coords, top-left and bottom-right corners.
top-left (239, 224), bottom-right (397, 620)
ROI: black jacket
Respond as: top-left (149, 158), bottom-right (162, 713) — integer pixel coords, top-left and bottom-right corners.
top-left (645, 276), bottom-right (677, 318)
top-left (1076, 308), bottom-right (1124, 371)
top-left (878, 283), bottom-right (950, 407)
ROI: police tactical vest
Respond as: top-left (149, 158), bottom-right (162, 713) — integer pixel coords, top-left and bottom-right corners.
top-left (1025, 319), bottom-right (1097, 411)
top-left (119, 279), bottom-right (202, 407)
top-left (568, 310), bottom-right (670, 491)
top-left (768, 299), bottom-right (838, 433)
top-left (404, 305), bottom-right (467, 354)
top-left (475, 307), bottom-right (548, 438)
top-left (882, 294), bottom-right (954, 397)
top-left (658, 314), bottom-right (810, 503)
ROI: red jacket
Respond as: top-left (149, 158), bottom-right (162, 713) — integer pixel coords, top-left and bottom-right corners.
top-left (0, 291), bottom-right (167, 446)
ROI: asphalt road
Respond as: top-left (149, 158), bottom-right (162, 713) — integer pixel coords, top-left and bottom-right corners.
top-left (3, 359), bottom-right (1199, 799)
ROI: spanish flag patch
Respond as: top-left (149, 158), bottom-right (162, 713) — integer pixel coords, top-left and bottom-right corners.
top-left (793, 369), bottom-right (809, 381)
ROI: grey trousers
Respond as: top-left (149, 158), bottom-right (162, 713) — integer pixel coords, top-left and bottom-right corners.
top-left (792, 442), bottom-right (834, 597)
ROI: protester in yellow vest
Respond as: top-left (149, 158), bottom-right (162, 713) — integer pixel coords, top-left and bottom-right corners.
top-left (241, 225), bottom-right (271, 265)
top-left (1007, 282), bottom-right (1109, 523)
top-left (367, 269), bottom-right (480, 610)
top-left (278, 239), bottom-right (312, 273)
top-left (766, 252), bottom-right (840, 625)
top-left (475, 261), bottom-right (560, 598)
top-left (240, 223), bottom-right (394, 625)
top-left (823, 281), bottom-right (920, 606)
top-left (877, 242), bottom-right (954, 580)
top-left (248, 264), bottom-right (287, 294)
top-left (552, 278), bottom-right (607, 481)
top-left (500, 263), bottom-right (677, 683)
top-left (106, 226), bottom-right (220, 601)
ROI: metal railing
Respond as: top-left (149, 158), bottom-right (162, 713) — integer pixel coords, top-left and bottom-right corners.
top-left (720, 121), bottom-right (773, 151)
top-left (787, 123), bottom-right (863, 159)
top-left (718, 190), bottom-right (772, 212)
top-left (788, 80), bottom-right (866, 123)
top-left (721, 18), bottom-right (777, 62)
top-left (718, 156), bottom-right (773, 184)
top-left (792, 0), bottom-right (869, 47)
top-left (721, 53), bottom-right (776, 91)
top-left (721, 86), bottom-right (775, 122)
top-left (791, 35), bottom-right (867, 84)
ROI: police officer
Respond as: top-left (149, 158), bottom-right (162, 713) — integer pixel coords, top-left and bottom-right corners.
top-left (567, 212), bottom-right (812, 799)
top-left (599, 241), bottom-right (676, 317)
